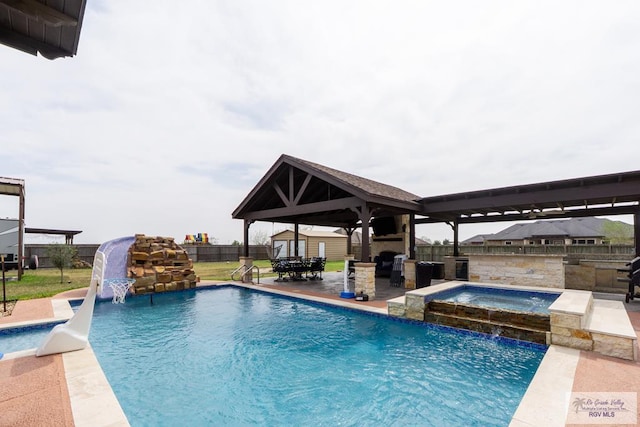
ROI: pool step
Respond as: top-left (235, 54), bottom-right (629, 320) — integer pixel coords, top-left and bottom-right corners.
top-left (549, 293), bottom-right (638, 361)
top-left (425, 302), bottom-right (549, 345)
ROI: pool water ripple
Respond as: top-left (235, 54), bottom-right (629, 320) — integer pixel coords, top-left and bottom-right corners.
top-left (428, 285), bottom-right (560, 314)
top-left (87, 287), bottom-right (545, 426)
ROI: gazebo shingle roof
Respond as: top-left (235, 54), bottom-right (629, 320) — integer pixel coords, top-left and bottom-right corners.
top-left (291, 156), bottom-right (420, 203)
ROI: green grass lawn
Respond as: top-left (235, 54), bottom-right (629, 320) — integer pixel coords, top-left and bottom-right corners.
top-left (1, 268), bottom-right (93, 301)
top-left (0, 260), bottom-right (346, 301)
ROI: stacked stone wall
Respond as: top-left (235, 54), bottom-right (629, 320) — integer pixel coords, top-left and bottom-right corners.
top-left (128, 234), bottom-right (198, 295)
top-left (468, 254), bottom-right (565, 288)
top-left (354, 263), bottom-right (376, 299)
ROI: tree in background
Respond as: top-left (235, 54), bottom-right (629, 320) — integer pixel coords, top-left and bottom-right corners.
top-left (46, 244), bottom-right (78, 284)
top-left (443, 238), bottom-right (451, 245)
top-left (251, 229), bottom-right (276, 258)
top-left (251, 229), bottom-right (271, 246)
top-left (601, 220), bottom-right (634, 244)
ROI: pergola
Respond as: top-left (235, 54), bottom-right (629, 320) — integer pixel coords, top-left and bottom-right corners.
top-left (25, 227), bottom-right (82, 244)
top-left (233, 155), bottom-right (640, 260)
top-left (417, 170), bottom-right (640, 256)
top-left (0, 0), bottom-right (87, 59)
top-left (0, 177), bottom-right (25, 278)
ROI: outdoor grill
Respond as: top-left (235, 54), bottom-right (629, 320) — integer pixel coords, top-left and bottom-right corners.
top-left (619, 256), bottom-right (640, 303)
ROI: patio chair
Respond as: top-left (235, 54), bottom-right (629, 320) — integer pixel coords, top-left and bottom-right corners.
top-left (389, 254), bottom-right (406, 287)
top-left (374, 251), bottom-right (398, 277)
top-left (271, 259), bottom-right (289, 281)
top-left (306, 257), bottom-right (326, 280)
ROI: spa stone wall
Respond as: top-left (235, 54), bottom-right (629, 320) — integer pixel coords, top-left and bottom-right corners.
top-left (468, 254), bottom-right (565, 288)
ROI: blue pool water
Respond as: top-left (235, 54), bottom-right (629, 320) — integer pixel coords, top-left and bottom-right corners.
top-left (0, 322), bottom-right (61, 354)
top-left (426, 285), bottom-right (560, 314)
top-left (86, 286), bottom-right (545, 426)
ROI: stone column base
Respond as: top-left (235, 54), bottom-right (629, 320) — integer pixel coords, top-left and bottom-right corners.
top-left (355, 263), bottom-right (376, 299)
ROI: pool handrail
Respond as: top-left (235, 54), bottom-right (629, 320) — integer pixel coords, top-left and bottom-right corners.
top-left (231, 264), bottom-right (260, 284)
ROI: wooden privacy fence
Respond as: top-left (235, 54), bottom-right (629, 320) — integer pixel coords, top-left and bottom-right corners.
top-left (24, 243), bottom-right (635, 268)
top-left (182, 245), bottom-right (269, 262)
top-left (25, 244), bottom-right (270, 268)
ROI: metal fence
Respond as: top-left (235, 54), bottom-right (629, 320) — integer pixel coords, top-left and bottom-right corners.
top-left (459, 244), bottom-right (635, 257)
top-left (351, 244), bottom-right (635, 263)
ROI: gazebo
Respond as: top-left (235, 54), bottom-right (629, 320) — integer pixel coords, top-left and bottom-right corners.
top-left (232, 154), bottom-right (422, 263)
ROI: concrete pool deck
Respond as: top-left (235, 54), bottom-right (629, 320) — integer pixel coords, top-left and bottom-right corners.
top-left (1, 276), bottom-right (639, 426)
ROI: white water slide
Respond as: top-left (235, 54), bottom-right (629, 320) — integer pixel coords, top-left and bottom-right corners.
top-left (36, 236), bottom-right (135, 357)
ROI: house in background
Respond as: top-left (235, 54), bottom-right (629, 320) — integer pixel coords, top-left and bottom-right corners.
top-left (271, 229), bottom-right (347, 261)
top-left (460, 234), bottom-right (494, 246)
top-left (462, 217), bottom-right (633, 246)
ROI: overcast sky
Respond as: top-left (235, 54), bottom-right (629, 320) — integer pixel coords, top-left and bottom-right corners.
top-left (1, 1), bottom-right (639, 245)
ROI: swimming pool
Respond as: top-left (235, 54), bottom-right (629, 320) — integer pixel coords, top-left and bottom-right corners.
top-left (426, 285), bottom-right (560, 314)
top-left (86, 286), bottom-right (545, 426)
top-left (0, 321), bottom-right (62, 354)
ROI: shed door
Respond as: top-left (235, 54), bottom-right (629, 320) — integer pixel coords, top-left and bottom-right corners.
top-left (318, 242), bottom-right (326, 258)
top-left (289, 240), bottom-right (306, 258)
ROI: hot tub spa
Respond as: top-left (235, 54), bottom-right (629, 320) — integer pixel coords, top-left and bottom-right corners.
top-left (422, 284), bottom-right (561, 344)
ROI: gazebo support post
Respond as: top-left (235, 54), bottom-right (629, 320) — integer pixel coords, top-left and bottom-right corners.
top-left (359, 206), bottom-right (372, 262)
top-left (448, 218), bottom-right (460, 257)
top-left (409, 214), bottom-right (416, 259)
top-left (635, 209), bottom-right (640, 256)
top-left (18, 185), bottom-right (25, 280)
top-left (344, 227), bottom-right (355, 256)
top-left (243, 220), bottom-right (251, 257)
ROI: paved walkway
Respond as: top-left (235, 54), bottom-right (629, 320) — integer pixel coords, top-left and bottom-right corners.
top-left (1, 275), bottom-right (639, 426)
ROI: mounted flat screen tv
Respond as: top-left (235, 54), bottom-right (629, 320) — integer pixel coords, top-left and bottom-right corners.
top-left (371, 216), bottom-right (397, 236)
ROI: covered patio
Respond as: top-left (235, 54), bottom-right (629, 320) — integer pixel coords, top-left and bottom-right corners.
top-left (233, 154), bottom-right (640, 266)
top-left (259, 270), bottom-right (448, 304)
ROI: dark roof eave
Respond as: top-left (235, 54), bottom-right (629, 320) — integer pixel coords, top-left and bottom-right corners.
top-left (232, 154), bottom-right (421, 219)
top-left (0, 0), bottom-right (87, 60)
top-left (419, 170), bottom-right (640, 213)
top-left (232, 154), bottom-right (289, 218)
